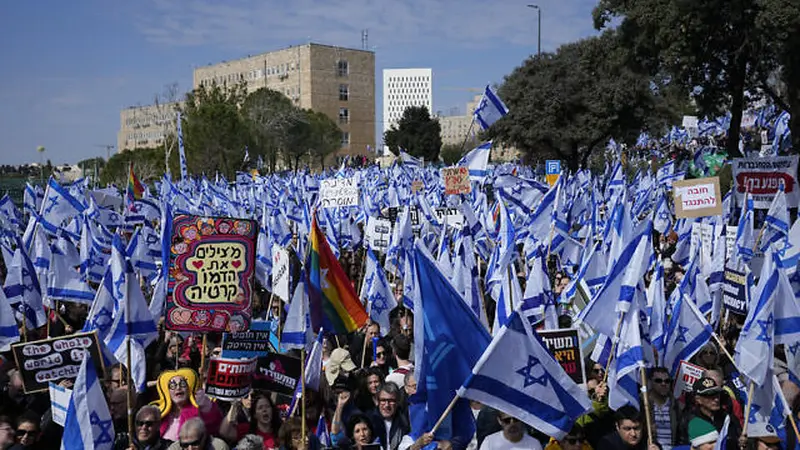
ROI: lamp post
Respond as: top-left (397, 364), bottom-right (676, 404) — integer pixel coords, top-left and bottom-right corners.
top-left (37, 145), bottom-right (45, 183)
top-left (527, 4), bottom-right (541, 57)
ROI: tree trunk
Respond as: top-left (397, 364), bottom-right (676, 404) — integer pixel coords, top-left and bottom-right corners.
top-left (725, 56), bottom-right (747, 158)
top-left (784, 47), bottom-right (800, 152)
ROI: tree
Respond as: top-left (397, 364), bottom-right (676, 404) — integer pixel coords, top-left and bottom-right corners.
top-left (242, 88), bottom-right (305, 172)
top-left (100, 148), bottom-right (165, 187)
top-left (305, 110), bottom-right (341, 169)
top-left (489, 31), bottom-right (676, 171)
top-left (594, 0), bottom-right (765, 158)
top-left (153, 82), bottom-right (181, 176)
top-left (383, 106), bottom-right (442, 162)
top-left (180, 81), bottom-right (251, 178)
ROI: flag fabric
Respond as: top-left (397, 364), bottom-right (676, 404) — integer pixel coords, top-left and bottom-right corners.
top-left (662, 294), bottom-right (713, 376)
top-left (360, 247), bottom-right (398, 335)
top-left (473, 85), bottom-right (509, 130)
top-left (608, 291), bottom-right (645, 410)
top-left (316, 413), bottom-right (331, 447)
top-left (281, 269), bottom-right (311, 350)
top-left (177, 111), bottom-right (188, 181)
top-left (307, 214), bottom-right (368, 334)
top-left (61, 353), bottom-right (115, 450)
top-left (457, 311), bottom-right (592, 440)
top-left (126, 162), bottom-right (145, 205)
top-left (0, 286), bottom-right (20, 351)
top-left (458, 141), bottom-right (492, 182)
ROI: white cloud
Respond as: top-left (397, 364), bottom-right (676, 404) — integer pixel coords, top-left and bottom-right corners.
top-left (133, 0), bottom-right (597, 52)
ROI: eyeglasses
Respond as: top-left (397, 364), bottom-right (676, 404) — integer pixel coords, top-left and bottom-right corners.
top-left (378, 398), bottom-right (397, 404)
top-left (136, 420), bottom-right (156, 428)
top-left (564, 437), bottom-right (584, 445)
top-left (169, 379), bottom-right (189, 390)
top-left (499, 417), bottom-right (518, 425)
top-left (16, 429), bottom-right (37, 437)
top-left (592, 367), bottom-right (604, 373)
top-left (652, 378), bottom-right (671, 384)
top-left (375, 352), bottom-right (385, 358)
top-left (180, 438), bottom-right (203, 448)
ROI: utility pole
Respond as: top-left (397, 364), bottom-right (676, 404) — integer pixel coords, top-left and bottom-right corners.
top-left (527, 5), bottom-right (542, 57)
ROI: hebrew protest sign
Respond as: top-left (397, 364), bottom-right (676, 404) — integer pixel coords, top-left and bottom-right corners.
top-left (272, 245), bottom-right (290, 302)
top-left (166, 215), bottom-right (258, 333)
top-left (221, 321), bottom-right (276, 359)
top-left (674, 360), bottom-right (705, 398)
top-left (732, 156), bottom-right (799, 209)
top-left (253, 353), bottom-right (301, 396)
top-left (538, 328), bottom-right (585, 385)
top-left (442, 167), bottom-right (471, 195)
top-left (205, 356), bottom-right (258, 401)
top-left (673, 177), bottom-right (722, 218)
top-left (320, 178), bottom-right (359, 208)
top-left (722, 268), bottom-right (747, 315)
top-left (12, 331), bottom-right (103, 393)
top-left (365, 217), bottom-right (392, 252)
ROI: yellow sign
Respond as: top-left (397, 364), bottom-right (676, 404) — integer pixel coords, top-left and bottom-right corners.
top-left (184, 242), bottom-right (248, 304)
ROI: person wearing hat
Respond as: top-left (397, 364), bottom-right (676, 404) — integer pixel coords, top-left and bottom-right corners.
top-left (686, 417), bottom-right (718, 449)
top-left (745, 422), bottom-right (782, 450)
top-left (676, 376), bottom-right (741, 449)
top-left (327, 348), bottom-right (358, 386)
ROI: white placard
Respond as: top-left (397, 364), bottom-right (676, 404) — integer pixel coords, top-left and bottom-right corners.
top-left (365, 217), bottom-right (393, 252)
top-left (433, 208), bottom-right (464, 230)
top-left (673, 360), bottom-right (705, 398)
top-left (271, 245), bottom-right (290, 302)
top-left (732, 156), bottom-right (799, 209)
top-left (319, 178), bottom-right (359, 208)
top-left (690, 223), bottom-right (714, 261)
top-left (49, 382), bottom-right (72, 427)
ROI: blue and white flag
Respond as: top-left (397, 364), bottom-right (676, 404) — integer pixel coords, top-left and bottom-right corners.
top-left (316, 413), bottom-right (331, 448)
top-left (458, 141), bottom-right (492, 182)
top-left (662, 294), bottom-right (713, 375)
top-left (457, 311), bottom-right (592, 439)
top-left (473, 85), bottom-right (509, 130)
top-left (0, 286), bottom-right (20, 351)
top-left (608, 291), bottom-right (645, 410)
top-left (3, 244), bottom-right (47, 330)
top-left (39, 177), bottom-right (86, 228)
top-left (360, 247), bottom-right (398, 335)
top-left (281, 270), bottom-right (311, 350)
top-left (177, 111), bottom-right (188, 181)
top-left (61, 353), bottom-right (115, 450)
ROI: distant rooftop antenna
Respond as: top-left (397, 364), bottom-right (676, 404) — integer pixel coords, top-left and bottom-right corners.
top-left (362, 29), bottom-right (369, 50)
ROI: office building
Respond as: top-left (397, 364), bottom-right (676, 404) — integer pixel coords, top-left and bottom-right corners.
top-left (382, 68), bottom-right (433, 138)
top-left (117, 102), bottom-right (181, 152)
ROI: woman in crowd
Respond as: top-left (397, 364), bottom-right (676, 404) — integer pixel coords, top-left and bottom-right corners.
top-left (356, 368), bottom-right (384, 415)
top-left (220, 392), bottom-right (281, 448)
top-left (152, 368), bottom-right (223, 442)
top-left (278, 417), bottom-right (321, 450)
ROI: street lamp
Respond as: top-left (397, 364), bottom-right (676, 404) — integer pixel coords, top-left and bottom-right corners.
top-left (527, 4), bottom-right (542, 57)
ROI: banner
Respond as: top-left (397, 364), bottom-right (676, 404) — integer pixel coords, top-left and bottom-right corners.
top-left (320, 178), bottom-right (359, 208)
top-left (545, 160), bottom-right (561, 187)
top-left (49, 382), bottom-right (72, 426)
top-left (166, 215), bottom-right (258, 333)
top-left (722, 268), bottom-right (747, 315)
top-left (732, 156), bottom-right (799, 209)
top-left (674, 360), bottom-right (705, 398)
top-left (673, 177), bottom-right (722, 218)
top-left (538, 328), bottom-right (585, 386)
top-left (11, 331), bottom-right (104, 393)
top-left (221, 321), bottom-right (277, 359)
top-left (271, 245), bottom-right (290, 302)
top-left (253, 353), bottom-right (301, 396)
top-left (365, 217), bottom-right (392, 252)
top-left (433, 207), bottom-right (464, 230)
top-left (205, 356), bottom-right (258, 401)
top-left (442, 167), bottom-right (471, 195)
top-left (690, 223), bottom-right (714, 260)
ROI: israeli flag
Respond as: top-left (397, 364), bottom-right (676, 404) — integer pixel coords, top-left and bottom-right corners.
top-left (662, 294), bottom-right (713, 375)
top-left (473, 85), bottom-right (509, 130)
top-left (0, 286), bottom-right (20, 351)
top-left (360, 247), bottom-right (398, 335)
top-left (281, 269), bottom-right (311, 350)
top-left (177, 111), bottom-right (188, 182)
top-left (458, 141), bottom-right (492, 182)
top-left (61, 353), bottom-right (115, 450)
top-left (457, 311), bottom-right (592, 440)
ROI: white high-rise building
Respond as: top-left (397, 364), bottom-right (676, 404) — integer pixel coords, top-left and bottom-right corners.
top-left (382, 68), bottom-right (433, 151)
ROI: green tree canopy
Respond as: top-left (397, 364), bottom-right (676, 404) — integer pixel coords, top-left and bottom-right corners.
top-left (100, 148), bottom-right (165, 187)
top-left (384, 106), bottom-right (442, 162)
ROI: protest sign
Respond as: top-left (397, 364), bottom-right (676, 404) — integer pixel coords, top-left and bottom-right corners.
top-left (49, 382), bottom-right (71, 426)
top-left (674, 360), bottom-right (705, 398)
top-left (205, 356), bottom-right (258, 401)
top-left (690, 223), bottom-right (714, 260)
top-left (538, 329), bottom-right (585, 385)
top-left (320, 178), bottom-right (359, 208)
top-left (11, 331), bottom-right (103, 393)
top-left (272, 245), bottom-right (290, 302)
top-left (732, 156), bottom-right (799, 208)
top-left (682, 116), bottom-right (699, 137)
top-left (546, 160), bottom-right (561, 187)
top-left (365, 217), bottom-right (392, 252)
top-left (166, 215), bottom-right (258, 333)
top-left (442, 167), bottom-right (471, 195)
top-left (434, 207), bottom-right (464, 230)
top-left (673, 177), bottom-right (722, 218)
top-left (253, 353), bottom-right (301, 396)
top-left (722, 268), bottom-right (747, 315)
top-left (221, 321), bottom-right (276, 359)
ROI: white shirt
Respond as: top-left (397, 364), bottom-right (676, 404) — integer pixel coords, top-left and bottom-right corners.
top-left (385, 364), bottom-right (414, 389)
top-left (480, 431), bottom-right (542, 450)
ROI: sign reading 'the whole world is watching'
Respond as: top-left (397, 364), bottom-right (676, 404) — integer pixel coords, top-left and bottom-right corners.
top-left (166, 215), bottom-right (258, 333)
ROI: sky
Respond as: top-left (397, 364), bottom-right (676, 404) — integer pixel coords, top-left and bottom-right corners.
top-left (0, 0), bottom-right (599, 166)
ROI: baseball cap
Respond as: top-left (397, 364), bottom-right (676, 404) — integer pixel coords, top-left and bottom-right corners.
top-left (693, 376), bottom-right (722, 396)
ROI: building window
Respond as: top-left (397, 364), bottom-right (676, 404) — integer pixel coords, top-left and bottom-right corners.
top-left (339, 107), bottom-right (349, 124)
top-left (339, 84), bottom-right (349, 101)
top-left (341, 131), bottom-right (350, 147)
top-left (337, 60), bottom-right (349, 77)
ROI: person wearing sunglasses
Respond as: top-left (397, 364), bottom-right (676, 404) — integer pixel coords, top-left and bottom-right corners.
top-left (598, 406), bottom-right (661, 450)
top-left (544, 424), bottom-right (590, 450)
top-left (128, 405), bottom-right (172, 450)
top-left (675, 377), bottom-right (741, 449)
top-left (167, 418), bottom-right (228, 450)
top-left (647, 368), bottom-right (678, 450)
top-left (481, 412), bottom-right (542, 450)
top-left (11, 414), bottom-right (40, 450)
top-left (152, 369), bottom-right (223, 443)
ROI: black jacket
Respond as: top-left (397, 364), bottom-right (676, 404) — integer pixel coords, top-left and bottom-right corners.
top-left (675, 408), bottom-right (741, 449)
top-left (368, 411), bottom-right (410, 450)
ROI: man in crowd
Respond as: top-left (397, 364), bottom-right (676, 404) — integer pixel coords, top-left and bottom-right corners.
top-left (648, 368), bottom-right (679, 450)
top-left (385, 334), bottom-right (413, 389)
top-left (369, 383), bottom-right (410, 450)
top-left (676, 376), bottom-right (741, 449)
top-left (167, 418), bottom-right (228, 450)
top-left (480, 412), bottom-right (542, 450)
top-left (127, 405), bottom-right (172, 450)
top-left (598, 406), bottom-right (660, 450)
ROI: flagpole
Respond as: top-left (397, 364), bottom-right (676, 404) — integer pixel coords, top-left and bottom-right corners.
top-left (459, 117), bottom-right (477, 153)
top-left (126, 276), bottom-right (134, 444)
top-left (301, 347), bottom-right (307, 447)
top-left (602, 314), bottom-right (625, 384)
top-left (741, 382), bottom-right (755, 438)
top-left (639, 368), bottom-right (654, 447)
top-left (429, 394), bottom-right (461, 435)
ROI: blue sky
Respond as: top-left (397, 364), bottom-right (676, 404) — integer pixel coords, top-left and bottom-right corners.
top-left (0, 0), bottom-right (598, 166)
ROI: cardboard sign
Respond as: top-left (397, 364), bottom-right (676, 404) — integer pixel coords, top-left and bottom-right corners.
top-left (320, 178), bottom-right (359, 208)
top-left (722, 268), bottom-right (747, 315)
top-left (49, 382), bottom-right (71, 427)
top-left (674, 360), bottom-right (705, 398)
top-left (732, 156), bottom-right (799, 209)
top-left (365, 217), bottom-right (392, 252)
top-left (673, 177), bottom-right (722, 218)
top-left (253, 353), bottom-right (301, 396)
top-left (166, 215), bottom-right (258, 333)
top-left (11, 331), bottom-right (104, 393)
top-left (221, 321), bottom-right (276, 359)
top-left (538, 329), bottom-right (585, 386)
top-left (272, 245), bottom-right (290, 302)
top-left (205, 356), bottom-right (258, 401)
top-left (690, 223), bottom-right (714, 260)
top-left (442, 167), bottom-right (472, 195)
top-left (546, 160), bottom-right (561, 187)
top-left (683, 116), bottom-right (699, 138)
top-left (433, 208), bottom-right (464, 230)
top-left (411, 180), bottom-right (424, 193)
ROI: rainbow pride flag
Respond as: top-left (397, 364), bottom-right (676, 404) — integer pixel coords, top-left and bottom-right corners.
top-left (126, 162), bottom-right (145, 211)
top-left (307, 214), bottom-right (368, 334)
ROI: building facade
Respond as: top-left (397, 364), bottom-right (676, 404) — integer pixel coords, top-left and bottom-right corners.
top-left (193, 43), bottom-right (375, 157)
top-left (117, 102), bottom-right (181, 152)
top-left (437, 94), bottom-right (521, 162)
top-left (382, 68), bottom-right (433, 138)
